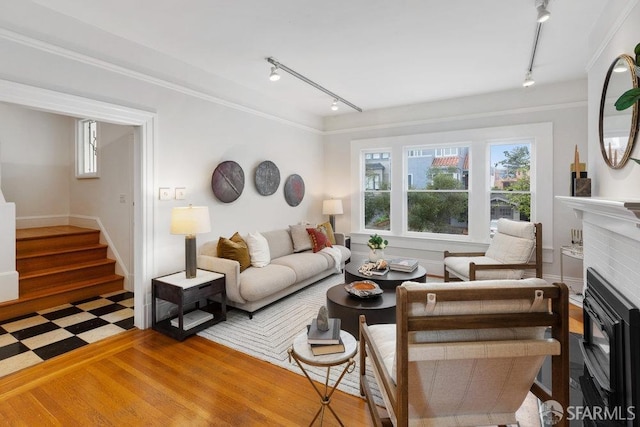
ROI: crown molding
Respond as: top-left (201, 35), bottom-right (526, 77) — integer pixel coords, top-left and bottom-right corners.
top-left (324, 101), bottom-right (587, 135)
top-left (0, 27), bottom-right (323, 135)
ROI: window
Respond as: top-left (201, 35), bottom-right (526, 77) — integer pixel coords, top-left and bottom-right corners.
top-left (76, 119), bottom-right (98, 178)
top-left (363, 150), bottom-right (391, 230)
top-left (351, 123), bottom-right (550, 244)
top-left (406, 145), bottom-right (469, 235)
top-left (490, 141), bottom-right (531, 224)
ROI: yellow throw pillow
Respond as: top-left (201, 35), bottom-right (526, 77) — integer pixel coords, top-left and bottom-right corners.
top-left (217, 232), bottom-right (251, 272)
top-left (317, 221), bottom-right (336, 245)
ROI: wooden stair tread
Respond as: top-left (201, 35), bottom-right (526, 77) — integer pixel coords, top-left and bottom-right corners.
top-left (16, 226), bottom-right (99, 241)
top-left (16, 243), bottom-right (108, 260)
top-left (18, 274), bottom-right (124, 300)
top-left (19, 258), bottom-right (116, 279)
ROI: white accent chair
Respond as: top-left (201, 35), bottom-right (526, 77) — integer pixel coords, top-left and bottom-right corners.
top-left (359, 278), bottom-right (569, 427)
top-left (443, 219), bottom-right (542, 282)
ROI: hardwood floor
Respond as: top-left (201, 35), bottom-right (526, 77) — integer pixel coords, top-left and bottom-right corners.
top-left (0, 328), bottom-right (372, 426)
top-left (0, 304), bottom-right (585, 426)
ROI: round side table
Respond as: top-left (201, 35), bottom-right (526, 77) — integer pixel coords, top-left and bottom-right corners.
top-left (326, 284), bottom-right (396, 337)
top-left (289, 329), bottom-right (357, 426)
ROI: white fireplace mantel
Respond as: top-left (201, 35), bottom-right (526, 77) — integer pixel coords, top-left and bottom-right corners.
top-left (556, 196), bottom-right (640, 309)
top-left (556, 196), bottom-right (640, 228)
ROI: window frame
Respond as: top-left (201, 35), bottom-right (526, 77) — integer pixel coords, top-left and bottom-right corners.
top-left (350, 123), bottom-right (552, 247)
top-left (75, 118), bottom-right (99, 179)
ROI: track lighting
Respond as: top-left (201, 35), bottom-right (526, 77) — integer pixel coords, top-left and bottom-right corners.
top-left (266, 57), bottom-right (362, 112)
top-left (536, 0), bottom-right (550, 23)
top-left (523, 71), bottom-right (535, 87)
top-left (269, 66), bottom-right (280, 81)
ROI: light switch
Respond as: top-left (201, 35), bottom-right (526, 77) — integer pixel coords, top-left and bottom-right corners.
top-left (175, 187), bottom-right (186, 200)
top-left (159, 187), bottom-right (173, 200)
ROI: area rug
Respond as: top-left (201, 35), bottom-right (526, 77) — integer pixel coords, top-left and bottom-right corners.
top-left (197, 273), bottom-right (383, 403)
top-left (198, 273), bottom-right (543, 425)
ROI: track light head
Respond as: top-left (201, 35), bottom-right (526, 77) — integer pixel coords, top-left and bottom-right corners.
top-left (269, 66), bottom-right (281, 81)
top-left (331, 99), bottom-right (339, 111)
top-left (536, 0), bottom-right (550, 23)
top-left (523, 72), bottom-right (535, 87)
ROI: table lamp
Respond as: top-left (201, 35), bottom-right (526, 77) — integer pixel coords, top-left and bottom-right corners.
top-left (322, 199), bottom-right (343, 231)
top-left (171, 205), bottom-right (211, 278)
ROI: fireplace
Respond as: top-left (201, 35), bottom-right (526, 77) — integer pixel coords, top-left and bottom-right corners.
top-left (580, 267), bottom-right (640, 426)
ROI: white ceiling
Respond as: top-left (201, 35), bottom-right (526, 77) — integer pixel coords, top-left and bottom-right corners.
top-left (25, 0), bottom-right (607, 117)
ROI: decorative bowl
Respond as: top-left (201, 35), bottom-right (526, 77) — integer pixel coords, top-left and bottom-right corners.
top-left (344, 280), bottom-right (383, 298)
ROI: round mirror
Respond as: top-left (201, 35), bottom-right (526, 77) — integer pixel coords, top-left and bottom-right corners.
top-left (599, 54), bottom-right (639, 169)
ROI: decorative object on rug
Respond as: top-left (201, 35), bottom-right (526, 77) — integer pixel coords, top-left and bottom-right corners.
top-left (316, 306), bottom-right (329, 331)
top-left (322, 199), bottom-right (343, 231)
top-left (344, 280), bottom-right (383, 298)
top-left (170, 205), bottom-right (211, 278)
top-left (600, 50), bottom-right (639, 169)
top-left (367, 234), bottom-right (387, 262)
top-left (254, 160), bottom-right (280, 196)
top-left (211, 160), bottom-right (245, 202)
top-left (283, 174), bottom-right (305, 207)
top-left (572, 145), bottom-right (591, 197)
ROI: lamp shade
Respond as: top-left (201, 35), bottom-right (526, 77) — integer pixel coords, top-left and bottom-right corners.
top-left (170, 206), bottom-right (211, 235)
top-left (322, 199), bottom-right (343, 216)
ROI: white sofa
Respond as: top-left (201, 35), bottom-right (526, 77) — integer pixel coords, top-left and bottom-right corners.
top-left (197, 228), bottom-right (350, 317)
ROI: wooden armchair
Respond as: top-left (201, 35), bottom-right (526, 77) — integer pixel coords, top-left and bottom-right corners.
top-left (444, 219), bottom-right (542, 282)
top-left (359, 278), bottom-right (569, 427)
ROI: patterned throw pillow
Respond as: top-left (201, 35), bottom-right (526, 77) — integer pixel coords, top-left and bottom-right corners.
top-left (217, 232), bottom-right (251, 272)
top-left (316, 221), bottom-right (336, 245)
top-left (306, 227), bottom-right (332, 253)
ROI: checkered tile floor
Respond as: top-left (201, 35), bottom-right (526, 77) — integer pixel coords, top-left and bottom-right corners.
top-left (0, 290), bottom-right (134, 377)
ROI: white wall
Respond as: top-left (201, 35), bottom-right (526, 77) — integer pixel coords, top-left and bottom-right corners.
top-left (587, 0), bottom-right (640, 199)
top-left (0, 28), bottom-right (326, 325)
top-left (0, 103), bottom-right (73, 217)
top-left (323, 79), bottom-right (588, 286)
top-left (69, 122), bottom-right (135, 288)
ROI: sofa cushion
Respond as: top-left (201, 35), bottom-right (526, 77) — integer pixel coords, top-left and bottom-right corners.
top-left (368, 324), bottom-right (397, 382)
top-left (246, 231), bottom-right (270, 267)
top-left (217, 232), bottom-right (250, 272)
top-left (317, 221), bottom-right (337, 245)
top-left (239, 264), bottom-right (297, 302)
top-left (289, 224), bottom-right (312, 252)
top-left (262, 229), bottom-right (295, 259)
top-left (271, 252), bottom-right (331, 282)
top-left (444, 256), bottom-right (525, 280)
top-left (306, 227), bottom-right (332, 252)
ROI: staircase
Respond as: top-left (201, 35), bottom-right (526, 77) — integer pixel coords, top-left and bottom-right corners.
top-left (0, 226), bottom-right (124, 322)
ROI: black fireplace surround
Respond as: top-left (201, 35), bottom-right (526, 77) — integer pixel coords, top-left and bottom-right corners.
top-left (580, 268), bottom-right (639, 426)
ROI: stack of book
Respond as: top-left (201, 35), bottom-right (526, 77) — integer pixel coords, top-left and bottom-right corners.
top-left (389, 258), bottom-right (419, 272)
top-left (307, 317), bottom-right (345, 356)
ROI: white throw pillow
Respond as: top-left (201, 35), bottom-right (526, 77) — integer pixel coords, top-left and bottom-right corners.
top-left (246, 231), bottom-right (271, 267)
top-left (289, 224), bottom-right (312, 252)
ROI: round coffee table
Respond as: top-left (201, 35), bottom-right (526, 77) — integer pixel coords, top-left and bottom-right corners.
top-left (344, 257), bottom-right (427, 289)
top-left (326, 284), bottom-right (396, 337)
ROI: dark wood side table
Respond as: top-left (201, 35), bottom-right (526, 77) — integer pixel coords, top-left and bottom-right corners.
top-left (344, 257), bottom-right (427, 289)
top-left (326, 284), bottom-right (396, 337)
top-left (152, 269), bottom-right (226, 341)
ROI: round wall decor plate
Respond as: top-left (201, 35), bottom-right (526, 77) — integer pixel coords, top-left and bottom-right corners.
top-left (255, 160), bottom-right (280, 196)
top-left (283, 174), bottom-right (305, 207)
top-left (211, 160), bottom-right (245, 203)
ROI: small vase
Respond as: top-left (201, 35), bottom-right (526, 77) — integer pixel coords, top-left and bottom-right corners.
top-left (369, 249), bottom-right (384, 262)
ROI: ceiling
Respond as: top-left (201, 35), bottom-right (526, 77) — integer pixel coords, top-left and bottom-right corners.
top-left (24, 0), bottom-right (607, 117)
